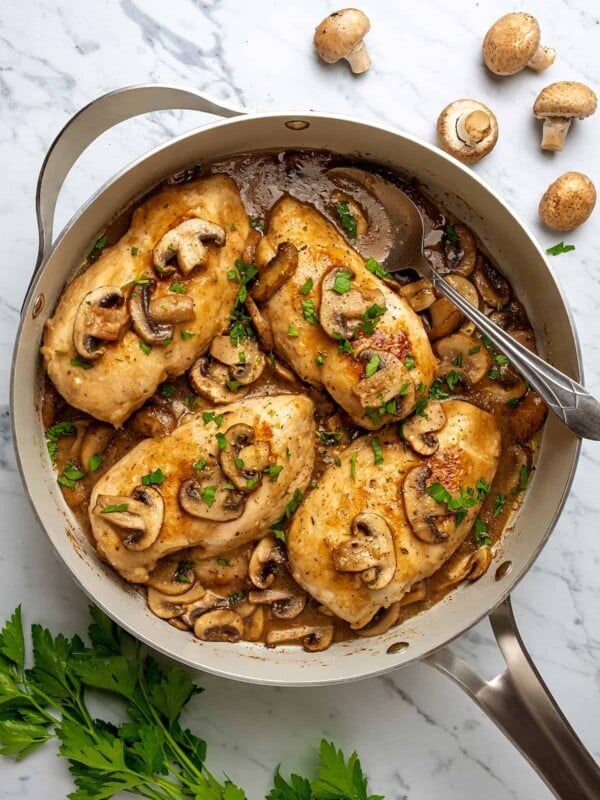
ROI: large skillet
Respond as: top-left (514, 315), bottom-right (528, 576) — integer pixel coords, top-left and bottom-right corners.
top-left (11, 85), bottom-right (600, 798)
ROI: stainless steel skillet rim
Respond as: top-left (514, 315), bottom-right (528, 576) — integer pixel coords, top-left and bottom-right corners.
top-left (11, 103), bottom-right (582, 687)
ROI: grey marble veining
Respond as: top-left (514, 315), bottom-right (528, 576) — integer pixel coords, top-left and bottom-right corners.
top-left (1, 1), bottom-right (599, 798)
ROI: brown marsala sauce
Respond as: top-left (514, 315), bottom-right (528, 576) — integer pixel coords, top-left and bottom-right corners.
top-left (43, 150), bottom-right (546, 648)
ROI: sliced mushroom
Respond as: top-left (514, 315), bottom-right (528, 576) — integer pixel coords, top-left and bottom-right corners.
top-left (332, 512), bottom-right (396, 591)
top-left (146, 554), bottom-right (197, 595)
top-left (193, 609), bottom-right (244, 642)
top-left (319, 267), bottom-right (386, 339)
top-left (354, 603), bottom-right (400, 637)
top-left (249, 535), bottom-right (286, 589)
top-left (219, 423), bottom-right (270, 493)
top-left (178, 475), bottom-right (245, 522)
top-left (92, 486), bottom-right (164, 551)
top-left (401, 401), bottom-right (447, 456)
top-left (472, 257), bottom-right (510, 309)
top-left (129, 281), bottom-right (173, 345)
top-left (148, 294), bottom-right (195, 324)
top-left (130, 404), bottom-right (178, 438)
top-left (73, 286), bottom-right (129, 361)
top-left (244, 606), bottom-right (265, 642)
top-left (483, 364), bottom-right (528, 404)
top-left (153, 218), bottom-right (226, 277)
top-left (434, 333), bottom-right (491, 387)
top-left (251, 242), bottom-right (298, 303)
top-left (445, 274), bottom-right (479, 309)
top-left (189, 355), bottom-right (248, 404)
top-left (180, 591), bottom-right (229, 627)
top-left (399, 278), bottom-right (436, 312)
top-left (509, 390), bottom-right (548, 443)
top-left (402, 466), bottom-right (449, 543)
top-left (168, 618), bottom-right (190, 631)
top-left (266, 624), bottom-right (334, 652)
top-left (398, 580), bottom-right (427, 607)
top-left (146, 581), bottom-right (206, 619)
top-left (245, 296), bottom-right (275, 352)
top-left (352, 349), bottom-right (415, 418)
top-left (79, 423), bottom-right (115, 473)
top-left (242, 228), bottom-right (262, 264)
top-left (248, 587), bottom-right (307, 619)
top-left (210, 335), bottom-right (265, 385)
top-left (441, 546), bottom-right (492, 588)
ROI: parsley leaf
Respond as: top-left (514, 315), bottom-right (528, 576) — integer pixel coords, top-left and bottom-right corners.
top-left (70, 356), bottom-right (94, 370)
top-left (546, 241), bottom-right (575, 256)
top-left (46, 421), bottom-right (76, 462)
top-left (169, 282), bottom-right (187, 294)
top-left (302, 299), bottom-right (318, 324)
top-left (474, 517), bottom-right (492, 548)
top-left (365, 353), bottom-right (380, 378)
top-left (334, 202), bottom-right (358, 239)
top-left (371, 437), bottom-right (384, 465)
top-left (141, 468), bottom-right (166, 486)
top-left (299, 278), bottom-right (314, 295)
top-left (364, 257), bottom-right (392, 281)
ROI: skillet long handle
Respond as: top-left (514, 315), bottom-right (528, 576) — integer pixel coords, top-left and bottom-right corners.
top-left (426, 597), bottom-right (600, 799)
top-left (29, 84), bottom-right (244, 301)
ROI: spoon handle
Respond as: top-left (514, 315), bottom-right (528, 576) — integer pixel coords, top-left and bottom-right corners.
top-left (420, 259), bottom-right (600, 440)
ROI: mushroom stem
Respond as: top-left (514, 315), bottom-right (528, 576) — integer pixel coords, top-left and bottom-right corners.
top-left (457, 110), bottom-right (491, 145)
top-left (346, 39), bottom-right (371, 74)
top-left (540, 117), bottom-right (571, 151)
top-left (528, 45), bottom-right (556, 71)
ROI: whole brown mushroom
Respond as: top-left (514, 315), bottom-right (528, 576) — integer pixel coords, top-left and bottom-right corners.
top-left (314, 8), bottom-right (371, 74)
top-left (533, 82), bottom-right (597, 151)
top-left (539, 172), bottom-right (596, 231)
top-left (483, 12), bottom-right (555, 76)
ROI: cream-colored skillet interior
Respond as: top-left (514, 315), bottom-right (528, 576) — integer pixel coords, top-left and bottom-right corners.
top-left (41, 150), bottom-right (547, 653)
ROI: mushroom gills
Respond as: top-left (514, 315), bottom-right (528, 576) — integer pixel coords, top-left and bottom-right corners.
top-left (153, 218), bottom-right (226, 277)
top-left (73, 286), bottom-right (129, 361)
top-left (401, 401), bottom-right (447, 456)
top-left (93, 486), bottom-right (164, 551)
top-left (332, 512), bottom-right (396, 590)
top-left (402, 466), bottom-right (450, 543)
top-left (178, 475), bottom-right (245, 522)
top-left (219, 423), bottom-right (271, 492)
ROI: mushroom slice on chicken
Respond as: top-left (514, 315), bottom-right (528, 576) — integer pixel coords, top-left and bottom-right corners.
top-left (402, 466), bottom-right (450, 543)
top-left (209, 335), bottom-right (265, 385)
top-left (89, 395), bottom-right (316, 583)
top-left (92, 486), bottom-right (164, 551)
top-left (401, 401), bottom-right (447, 456)
top-left (153, 218), bottom-right (226, 277)
top-left (332, 512), bottom-right (396, 590)
top-left (352, 348), bottom-right (415, 419)
top-left (219, 423), bottom-right (271, 493)
top-left (130, 281), bottom-right (195, 345)
top-left (287, 400), bottom-right (500, 628)
top-left (320, 267), bottom-right (386, 340)
top-left (434, 333), bottom-right (491, 387)
top-left (251, 242), bottom-right (298, 303)
top-left (73, 286), bottom-right (129, 361)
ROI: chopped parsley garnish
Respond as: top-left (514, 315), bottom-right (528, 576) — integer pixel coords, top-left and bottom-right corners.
top-left (474, 517), bottom-right (492, 547)
top-left (250, 218), bottom-right (265, 233)
top-left (131, 246), bottom-right (139, 256)
top-left (264, 464), bottom-right (283, 482)
top-left (495, 355), bottom-right (509, 367)
top-left (546, 241), bottom-right (575, 256)
top-left (285, 446), bottom-right (291, 460)
top-left (169, 282), bottom-right (186, 294)
top-left (246, 477), bottom-right (260, 490)
top-left (228, 590), bottom-right (246, 605)
top-left (93, 234), bottom-right (108, 251)
top-left (160, 382), bottom-right (175, 398)
top-left (475, 478), bottom-right (491, 500)
top-left (302, 299), bottom-right (318, 324)
top-left (332, 270), bottom-right (354, 294)
top-left (272, 529), bottom-right (286, 541)
top-left (100, 503), bottom-right (129, 514)
top-left (141, 468), bottom-right (165, 486)
top-left (139, 341), bottom-right (152, 356)
top-left (452, 353), bottom-right (463, 367)
top-left (281, 489), bottom-right (303, 520)
top-left (70, 356), bottom-right (94, 370)
top-left (235, 457), bottom-right (244, 469)
top-left (427, 480), bottom-right (488, 526)
top-left (299, 278), bottom-right (314, 295)
top-left (230, 223), bottom-right (237, 231)
top-left (518, 464), bottom-right (529, 491)
top-left (201, 485), bottom-right (217, 507)
top-left (480, 334), bottom-right (496, 356)
top-left (333, 333), bottom-right (354, 354)
top-left (180, 330), bottom-right (195, 341)
top-left (356, 303), bottom-right (386, 336)
top-left (493, 492), bottom-right (506, 517)
top-left (428, 380), bottom-right (449, 401)
top-left (365, 406), bottom-right (383, 427)
top-left (215, 432), bottom-right (227, 450)
top-left (217, 558), bottom-right (230, 567)
top-left (228, 259), bottom-right (258, 344)
top-left (57, 461), bottom-right (86, 490)
top-left (507, 397), bottom-right (520, 409)
top-left (488, 367), bottom-right (500, 381)
top-left (202, 411), bottom-right (224, 427)
top-left (444, 222), bottom-right (459, 242)
top-left (445, 370), bottom-right (462, 391)
top-left (317, 430), bottom-right (344, 445)
top-left (161, 337), bottom-right (173, 346)
top-left (288, 324), bottom-right (299, 337)
top-left (468, 345), bottom-right (481, 355)
top-left (226, 380), bottom-right (241, 392)
top-left (405, 353), bottom-right (416, 370)
top-left (315, 353), bottom-right (325, 365)
top-left (88, 453), bottom-right (103, 472)
top-left (365, 353), bottom-right (380, 378)
top-left (193, 458), bottom-right (207, 471)
top-left (371, 436), bottom-right (384, 465)
top-left (46, 421), bottom-right (76, 461)
top-left (121, 272), bottom-right (152, 289)
top-left (334, 457), bottom-right (342, 467)
top-left (350, 452), bottom-right (357, 480)
top-left (365, 257), bottom-right (392, 280)
top-left (414, 396), bottom-right (429, 416)
top-left (334, 201), bottom-right (357, 239)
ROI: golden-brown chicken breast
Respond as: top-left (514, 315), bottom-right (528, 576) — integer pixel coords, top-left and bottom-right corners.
top-left (90, 394), bottom-right (315, 582)
top-left (43, 175), bottom-right (249, 426)
top-left (254, 195), bottom-right (437, 429)
top-left (287, 400), bottom-right (501, 628)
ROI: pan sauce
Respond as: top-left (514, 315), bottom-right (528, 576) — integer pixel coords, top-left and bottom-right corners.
top-left (42, 150), bottom-right (547, 651)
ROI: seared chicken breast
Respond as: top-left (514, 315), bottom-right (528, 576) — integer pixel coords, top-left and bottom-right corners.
top-left (287, 400), bottom-right (501, 628)
top-left (90, 395), bottom-right (315, 582)
top-left (254, 196), bottom-right (437, 429)
top-left (43, 175), bottom-right (249, 426)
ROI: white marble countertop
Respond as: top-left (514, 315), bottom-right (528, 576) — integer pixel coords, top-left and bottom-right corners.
top-left (1, 1), bottom-right (599, 798)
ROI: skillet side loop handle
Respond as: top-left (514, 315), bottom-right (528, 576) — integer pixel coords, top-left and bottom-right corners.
top-left (33, 84), bottom-right (244, 291)
top-left (425, 597), bottom-right (600, 799)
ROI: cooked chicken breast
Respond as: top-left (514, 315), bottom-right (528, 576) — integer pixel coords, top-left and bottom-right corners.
top-left (254, 196), bottom-right (437, 429)
top-left (43, 175), bottom-right (249, 426)
top-left (287, 400), bottom-right (501, 628)
top-left (90, 395), bottom-right (315, 583)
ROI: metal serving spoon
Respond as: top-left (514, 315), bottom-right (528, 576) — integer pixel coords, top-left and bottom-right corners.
top-left (327, 166), bottom-right (600, 440)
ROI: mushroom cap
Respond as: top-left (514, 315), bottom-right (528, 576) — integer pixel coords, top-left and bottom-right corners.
top-left (314, 8), bottom-right (370, 63)
top-left (482, 12), bottom-right (541, 75)
top-left (533, 81), bottom-right (598, 120)
top-left (539, 171), bottom-right (597, 231)
top-left (437, 99), bottom-right (499, 164)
